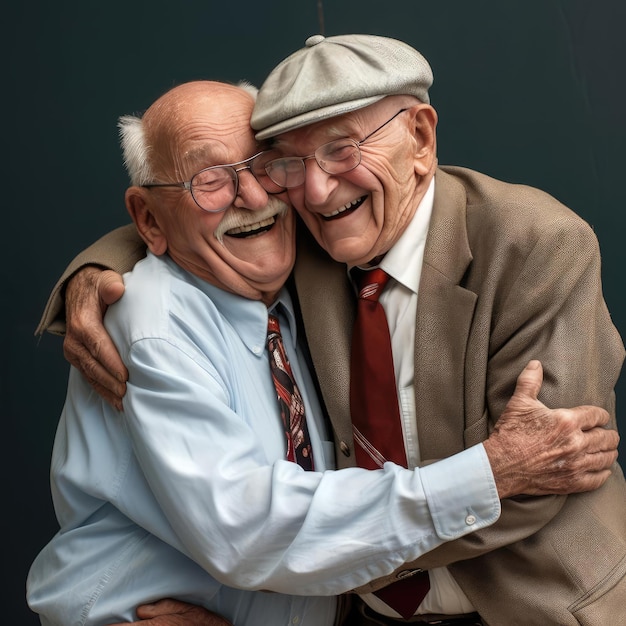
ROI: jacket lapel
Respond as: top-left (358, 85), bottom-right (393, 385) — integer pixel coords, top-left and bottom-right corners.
top-left (293, 225), bottom-right (356, 467)
top-left (413, 169), bottom-right (477, 460)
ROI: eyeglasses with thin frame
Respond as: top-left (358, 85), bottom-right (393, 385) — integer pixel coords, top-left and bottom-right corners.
top-left (142, 150), bottom-right (284, 214)
top-left (263, 108), bottom-right (408, 189)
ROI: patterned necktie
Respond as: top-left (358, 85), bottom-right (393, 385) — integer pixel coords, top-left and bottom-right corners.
top-left (349, 267), bottom-right (430, 619)
top-left (267, 314), bottom-right (314, 470)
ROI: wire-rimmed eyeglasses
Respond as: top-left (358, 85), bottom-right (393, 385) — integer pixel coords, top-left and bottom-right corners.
top-left (142, 151), bottom-right (285, 214)
top-left (263, 109), bottom-right (408, 189)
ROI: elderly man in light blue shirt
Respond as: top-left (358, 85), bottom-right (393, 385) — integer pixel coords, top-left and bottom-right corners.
top-left (27, 80), bottom-right (502, 626)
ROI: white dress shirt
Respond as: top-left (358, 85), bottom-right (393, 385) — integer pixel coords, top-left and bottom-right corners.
top-left (358, 179), bottom-right (477, 617)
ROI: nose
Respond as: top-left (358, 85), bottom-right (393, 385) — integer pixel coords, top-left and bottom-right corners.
top-left (233, 167), bottom-right (269, 210)
top-left (302, 157), bottom-right (338, 205)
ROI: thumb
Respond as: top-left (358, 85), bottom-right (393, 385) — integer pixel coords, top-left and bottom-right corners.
top-left (99, 270), bottom-right (126, 307)
top-left (135, 598), bottom-right (180, 618)
top-left (511, 359), bottom-right (543, 402)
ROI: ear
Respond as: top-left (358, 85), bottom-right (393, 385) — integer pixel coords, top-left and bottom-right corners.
top-left (407, 103), bottom-right (438, 176)
top-left (125, 186), bottom-right (168, 256)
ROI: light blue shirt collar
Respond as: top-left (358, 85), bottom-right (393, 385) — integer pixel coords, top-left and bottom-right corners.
top-left (167, 255), bottom-right (298, 357)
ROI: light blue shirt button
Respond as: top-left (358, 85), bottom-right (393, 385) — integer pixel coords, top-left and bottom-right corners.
top-left (465, 514), bottom-right (477, 525)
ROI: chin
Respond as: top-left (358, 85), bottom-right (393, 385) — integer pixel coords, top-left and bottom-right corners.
top-left (245, 244), bottom-right (293, 269)
top-left (322, 240), bottom-right (373, 266)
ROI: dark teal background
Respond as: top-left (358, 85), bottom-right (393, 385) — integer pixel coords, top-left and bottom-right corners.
top-left (6, 1), bottom-right (625, 623)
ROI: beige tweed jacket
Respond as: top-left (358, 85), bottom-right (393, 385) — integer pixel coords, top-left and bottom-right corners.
top-left (292, 166), bottom-right (626, 625)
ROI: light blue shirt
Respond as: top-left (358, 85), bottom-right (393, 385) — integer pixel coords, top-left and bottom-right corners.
top-left (27, 252), bottom-right (500, 626)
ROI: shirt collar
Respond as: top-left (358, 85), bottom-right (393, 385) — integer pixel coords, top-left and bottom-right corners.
top-left (348, 177), bottom-right (435, 294)
top-left (179, 262), bottom-right (297, 356)
top-left (268, 291), bottom-right (299, 344)
top-left (380, 177), bottom-right (434, 294)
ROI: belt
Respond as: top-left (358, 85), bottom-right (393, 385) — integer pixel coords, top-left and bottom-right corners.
top-left (347, 600), bottom-right (483, 626)
top-left (412, 618), bottom-right (482, 626)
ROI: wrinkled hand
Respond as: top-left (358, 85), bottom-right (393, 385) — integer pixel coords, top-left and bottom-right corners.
top-left (109, 599), bottom-right (233, 626)
top-left (63, 266), bottom-right (127, 410)
top-left (484, 360), bottom-right (619, 498)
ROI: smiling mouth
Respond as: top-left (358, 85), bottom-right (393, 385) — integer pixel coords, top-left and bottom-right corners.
top-left (322, 196), bottom-right (366, 221)
top-left (226, 216), bottom-right (277, 239)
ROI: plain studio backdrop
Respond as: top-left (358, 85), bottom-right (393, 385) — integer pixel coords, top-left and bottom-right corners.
top-left (5, 1), bottom-right (625, 623)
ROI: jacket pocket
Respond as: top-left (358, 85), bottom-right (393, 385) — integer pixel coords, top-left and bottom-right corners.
top-left (569, 554), bottom-right (626, 625)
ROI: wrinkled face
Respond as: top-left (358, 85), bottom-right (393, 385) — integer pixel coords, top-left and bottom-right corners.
top-left (270, 98), bottom-right (436, 266)
top-left (130, 82), bottom-right (295, 305)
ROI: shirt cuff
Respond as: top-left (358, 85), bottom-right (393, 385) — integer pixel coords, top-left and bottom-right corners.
top-left (419, 443), bottom-right (501, 540)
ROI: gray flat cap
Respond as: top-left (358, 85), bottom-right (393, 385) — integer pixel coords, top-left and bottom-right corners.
top-left (251, 34), bottom-right (433, 140)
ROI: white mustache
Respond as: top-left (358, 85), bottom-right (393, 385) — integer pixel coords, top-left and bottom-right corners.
top-left (214, 196), bottom-right (290, 244)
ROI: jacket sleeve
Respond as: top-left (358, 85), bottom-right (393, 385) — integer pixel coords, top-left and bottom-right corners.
top-left (35, 224), bottom-right (146, 336)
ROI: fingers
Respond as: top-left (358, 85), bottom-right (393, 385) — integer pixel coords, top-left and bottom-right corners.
top-left (531, 447), bottom-right (618, 496)
top-left (135, 599), bottom-right (234, 625)
top-left (585, 448), bottom-right (619, 473)
top-left (574, 468), bottom-right (614, 493)
top-left (135, 599), bottom-right (186, 618)
top-left (64, 266), bottom-right (128, 410)
top-left (576, 422), bottom-right (620, 453)
top-left (560, 404), bottom-right (610, 432)
top-left (530, 426), bottom-right (620, 495)
top-left (63, 332), bottom-right (127, 411)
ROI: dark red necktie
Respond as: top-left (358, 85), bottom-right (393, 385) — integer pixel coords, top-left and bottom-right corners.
top-left (267, 314), bottom-right (314, 470)
top-left (350, 267), bottom-right (430, 619)
top-left (350, 267), bottom-right (406, 468)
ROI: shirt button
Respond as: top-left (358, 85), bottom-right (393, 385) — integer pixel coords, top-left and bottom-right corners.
top-left (291, 616), bottom-right (300, 625)
top-left (465, 514), bottom-right (477, 525)
top-left (253, 346), bottom-right (262, 355)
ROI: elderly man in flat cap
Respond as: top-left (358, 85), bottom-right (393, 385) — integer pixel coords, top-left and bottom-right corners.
top-left (36, 35), bottom-right (625, 626)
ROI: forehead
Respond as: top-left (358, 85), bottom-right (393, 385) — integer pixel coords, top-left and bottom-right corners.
top-left (150, 88), bottom-right (259, 171)
top-left (173, 117), bottom-right (258, 169)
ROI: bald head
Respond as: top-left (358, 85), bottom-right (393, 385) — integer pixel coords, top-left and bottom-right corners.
top-left (142, 81), bottom-right (257, 183)
top-left (119, 81), bottom-right (260, 186)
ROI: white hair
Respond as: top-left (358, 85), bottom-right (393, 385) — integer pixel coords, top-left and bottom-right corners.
top-left (117, 81), bottom-right (258, 186)
top-left (118, 114), bottom-right (153, 186)
top-left (236, 80), bottom-right (258, 100)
